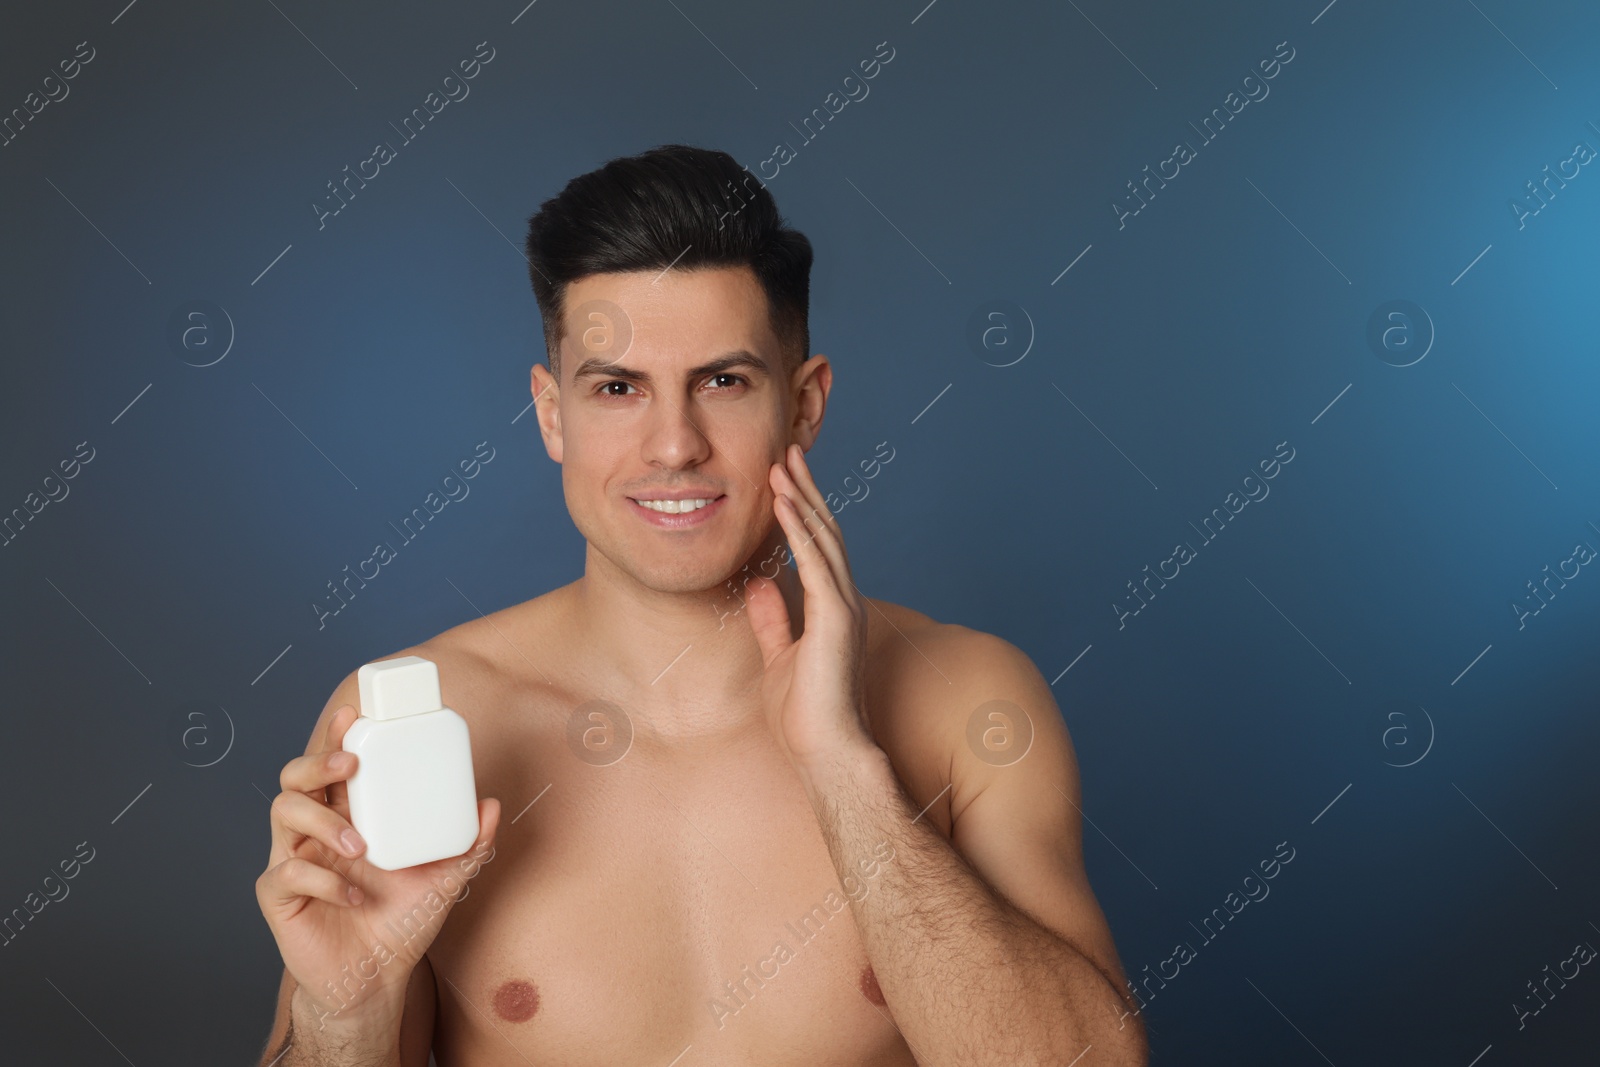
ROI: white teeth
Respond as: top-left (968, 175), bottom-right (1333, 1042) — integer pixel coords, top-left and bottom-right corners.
top-left (637, 497), bottom-right (711, 514)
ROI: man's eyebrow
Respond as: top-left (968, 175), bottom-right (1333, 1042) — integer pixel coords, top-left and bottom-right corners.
top-left (569, 350), bottom-right (772, 384)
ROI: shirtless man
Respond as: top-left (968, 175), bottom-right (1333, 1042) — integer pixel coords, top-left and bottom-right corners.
top-left (255, 144), bottom-right (1149, 1066)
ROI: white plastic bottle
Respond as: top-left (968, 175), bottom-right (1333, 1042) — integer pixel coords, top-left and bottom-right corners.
top-left (343, 655), bottom-right (480, 870)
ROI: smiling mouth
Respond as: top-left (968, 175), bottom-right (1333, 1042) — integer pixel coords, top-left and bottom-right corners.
top-left (629, 495), bottom-right (724, 514)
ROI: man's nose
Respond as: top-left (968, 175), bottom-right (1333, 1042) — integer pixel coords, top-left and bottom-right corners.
top-left (640, 394), bottom-right (712, 468)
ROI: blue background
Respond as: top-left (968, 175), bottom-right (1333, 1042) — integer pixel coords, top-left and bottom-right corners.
top-left (2, 0), bottom-right (1597, 1062)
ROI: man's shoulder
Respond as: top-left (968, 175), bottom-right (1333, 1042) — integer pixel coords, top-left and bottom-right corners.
top-left (367, 582), bottom-right (580, 702)
top-left (862, 599), bottom-right (1057, 831)
top-left (865, 596), bottom-right (1035, 680)
top-left (864, 597), bottom-right (1046, 725)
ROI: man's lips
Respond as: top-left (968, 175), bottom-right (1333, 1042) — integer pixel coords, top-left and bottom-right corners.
top-left (626, 493), bottom-right (727, 525)
top-left (627, 492), bottom-right (725, 503)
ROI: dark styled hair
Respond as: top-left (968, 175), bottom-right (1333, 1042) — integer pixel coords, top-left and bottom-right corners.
top-left (524, 144), bottom-right (813, 380)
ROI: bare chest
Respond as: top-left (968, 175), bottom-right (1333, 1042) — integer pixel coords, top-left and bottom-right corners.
top-left (425, 716), bottom-right (927, 1067)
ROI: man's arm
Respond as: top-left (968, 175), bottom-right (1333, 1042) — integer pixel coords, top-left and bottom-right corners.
top-left (794, 627), bottom-right (1148, 1067)
top-left (254, 671), bottom-right (446, 1067)
top-left (256, 955), bottom-right (438, 1067)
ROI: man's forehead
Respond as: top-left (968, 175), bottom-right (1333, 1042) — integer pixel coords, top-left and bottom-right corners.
top-left (560, 268), bottom-right (777, 373)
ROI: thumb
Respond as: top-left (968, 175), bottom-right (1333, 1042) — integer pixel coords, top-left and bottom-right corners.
top-left (744, 575), bottom-right (794, 669)
top-left (448, 797), bottom-right (500, 871)
top-left (413, 798), bottom-right (501, 903)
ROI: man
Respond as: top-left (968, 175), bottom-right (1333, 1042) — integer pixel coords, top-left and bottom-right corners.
top-left (255, 144), bottom-right (1148, 1066)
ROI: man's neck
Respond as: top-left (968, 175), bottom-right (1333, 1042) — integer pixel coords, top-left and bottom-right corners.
top-left (567, 528), bottom-right (804, 740)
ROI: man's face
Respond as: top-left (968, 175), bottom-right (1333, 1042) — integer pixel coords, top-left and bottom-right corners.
top-left (532, 265), bottom-right (823, 595)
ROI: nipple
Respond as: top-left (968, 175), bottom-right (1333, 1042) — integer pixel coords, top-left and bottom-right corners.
top-left (493, 978), bottom-right (540, 1022)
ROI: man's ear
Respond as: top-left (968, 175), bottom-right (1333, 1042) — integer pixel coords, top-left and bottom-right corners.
top-left (790, 354), bottom-right (831, 451)
top-left (531, 362), bottom-right (563, 463)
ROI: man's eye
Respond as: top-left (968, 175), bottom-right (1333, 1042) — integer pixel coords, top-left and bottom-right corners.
top-left (599, 380), bottom-right (636, 397)
top-left (706, 373), bottom-right (746, 390)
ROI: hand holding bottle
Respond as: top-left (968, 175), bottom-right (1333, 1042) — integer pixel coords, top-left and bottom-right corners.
top-left (255, 700), bottom-right (501, 1031)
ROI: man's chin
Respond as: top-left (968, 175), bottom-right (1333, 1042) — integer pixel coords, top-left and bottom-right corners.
top-left (625, 556), bottom-right (743, 598)
top-left (587, 520), bottom-right (772, 598)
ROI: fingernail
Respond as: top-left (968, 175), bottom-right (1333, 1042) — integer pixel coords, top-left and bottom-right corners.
top-left (347, 883), bottom-right (363, 905)
top-left (340, 829), bottom-right (365, 856)
top-left (332, 751), bottom-right (354, 771)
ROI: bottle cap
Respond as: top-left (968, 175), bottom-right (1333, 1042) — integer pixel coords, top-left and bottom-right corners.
top-left (357, 655), bottom-right (442, 721)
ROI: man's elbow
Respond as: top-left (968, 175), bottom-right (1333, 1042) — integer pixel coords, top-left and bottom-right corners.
top-left (1109, 1010), bottom-right (1151, 1067)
